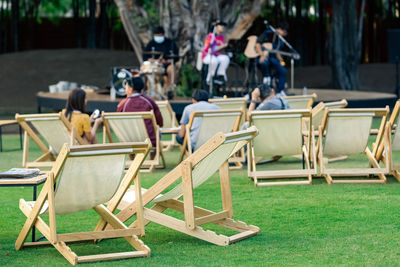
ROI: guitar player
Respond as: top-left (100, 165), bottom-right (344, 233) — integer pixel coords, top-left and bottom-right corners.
top-left (256, 21), bottom-right (289, 95)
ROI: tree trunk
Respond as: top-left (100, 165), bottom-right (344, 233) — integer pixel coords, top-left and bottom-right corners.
top-left (330, 0), bottom-right (365, 90)
top-left (115, 0), bottom-right (265, 65)
top-left (98, 0), bottom-right (109, 48)
top-left (11, 0), bottom-right (18, 52)
top-left (72, 0), bottom-right (82, 48)
top-left (114, 0), bottom-right (144, 64)
top-left (87, 0), bottom-right (96, 48)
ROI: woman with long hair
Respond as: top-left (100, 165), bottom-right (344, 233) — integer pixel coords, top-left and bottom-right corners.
top-left (63, 88), bottom-right (102, 144)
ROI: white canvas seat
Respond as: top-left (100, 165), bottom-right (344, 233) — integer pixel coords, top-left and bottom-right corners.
top-left (15, 142), bottom-right (151, 265)
top-left (374, 100), bottom-right (400, 182)
top-left (102, 111), bottom-right (165, 172)
top-left (96, 127), bottom-right (260, 246)
top-left (208, 97), bottom-right (247, 168)
top-left (282, 93), bottom-right (317, 109)
top-left (317, 108), bottom-right (390, 184)
top-left (15, 113), bottom-right (85, 169)
top-left (179, 109), bottom-right (243, 162)
top-left (309, 99), bottom-right (348, 134)
top-left (156, 100), bottom-right (179, 151)
top-left (248, 109), bottom-right (317, 186)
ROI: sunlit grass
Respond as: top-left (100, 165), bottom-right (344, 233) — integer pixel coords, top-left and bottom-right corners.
top-left (1, 132), bottom-right (400, 266)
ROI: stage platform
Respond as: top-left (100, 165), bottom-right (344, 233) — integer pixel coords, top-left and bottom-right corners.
top-left (37, 88), bottom-right (398, 116)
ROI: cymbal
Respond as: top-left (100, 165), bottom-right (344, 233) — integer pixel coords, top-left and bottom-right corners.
top-left (143, 51), bottom-right (163, 55)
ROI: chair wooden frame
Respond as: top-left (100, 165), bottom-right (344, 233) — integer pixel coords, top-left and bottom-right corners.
top-left (95, 128), bottom-right (260, 246)
top-left (282, 93), bottom-right (317, 109)
top-left (156, 100), bottom-right (179, 151)
top-left (178, 109), bottom-right (243, 162)
top-left (317, 107), bottom-right (390, 184)
top-left (308, 99), bottom-right (348, 135)
top-left (248, 109), bottom-right (317, 186)
top-left (374, 100), bottom-right (400, 181)
top-left (102, 111), bottom-right (165, 173)
top-left (15, 113), bottom-right (86, 169)
top-left (208, 98), bottom-right (248, 168)
top-left (15, 142), bottom-right (151, 265)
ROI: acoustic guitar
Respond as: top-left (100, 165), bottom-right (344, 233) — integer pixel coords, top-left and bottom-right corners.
top-left (244, 35), bottom-right (300, 60)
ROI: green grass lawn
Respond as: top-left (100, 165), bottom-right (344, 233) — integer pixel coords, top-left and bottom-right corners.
top-left (1, 132), bottom-right (400, 266)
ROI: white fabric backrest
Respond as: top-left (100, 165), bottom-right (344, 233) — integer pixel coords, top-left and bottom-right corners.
top-left (312, 102), bottom-right (347, 128)
top-left (251, 114), bottom-right (303, 157)
top-left (54, 152), bottom-right (126, 214)
top-left (106, 115), bottom-right (148, 142)
top-left (323, 113), bottom-right (373, 156)
top-left (29, 118), bottom-right (71, 155)
top-left (194, 112), bottom-right (240, 151)
top-left (158, 104), bottom-right (173, 128)
top-left (392, 114), bottom-right (400, 151)
top-left (212, 101), bottom-right (245, 111)
top-left (285, 98), bottom-right (312, 109)
top-left (154, 140), bottom-right (239, 203)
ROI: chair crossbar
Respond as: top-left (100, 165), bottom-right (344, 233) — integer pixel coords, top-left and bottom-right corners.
top-left (104, 115), bottom-right (143, 119)
top-left (252, 114), bottom-right (301, 119)
top-left (26, 117), bottom-right (60, 121)
top-left (329, 113), bottom-right (374, 117)
top-left (202, 112), bottom-right (241, 117)
top-left (69, 148), bottom-right (134, 156)
top-left (288, 98), bottom-right (312, 102)
top-left (224, 135), bottom-right (253, 144)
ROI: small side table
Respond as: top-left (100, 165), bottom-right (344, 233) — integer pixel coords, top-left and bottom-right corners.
top-left (0, 120), bottom-right (23, 152)
top-left (0, 174), bottom-right (47, 242)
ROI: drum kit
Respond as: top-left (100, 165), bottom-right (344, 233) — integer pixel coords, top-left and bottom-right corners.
top-left (111, 51), bottom-right (179, 99)
top-left (140, 50), bottom-right (179, 100)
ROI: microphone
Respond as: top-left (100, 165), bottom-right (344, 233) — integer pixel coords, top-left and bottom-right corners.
top-left (264, 20), bottom-right (269, 25)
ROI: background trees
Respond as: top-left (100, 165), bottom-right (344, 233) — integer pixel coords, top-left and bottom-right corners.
top-left (0, 0), bottom-right (399, 90)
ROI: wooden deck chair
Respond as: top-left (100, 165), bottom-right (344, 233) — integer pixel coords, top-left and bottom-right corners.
top-left (317, 107), bottom-right (390, 184)
top-left (102, 111), bottom-right (165, 172)
top-left (282, 93), bottom-right (317, 109)
top-left (15, 142), bottom-right (151, 265)
top-left (247, 109), bottom-right (317, 186)
top-left (374, 100), bottom-right (400, 181)
top-left (95, 127), bottom-right (260, 246)
top-left (309, 99), bottom-right (348, 135)
top-left (15, 113), bottom-right (85, 169)
top-left (156, 100), bottom-right (179, 151)
top-left (178, 109), bottom-right (243, 162)
top-left (303, 99), bottom-right (348, 163)
top-left (208, 98), bottom-right (247, 168)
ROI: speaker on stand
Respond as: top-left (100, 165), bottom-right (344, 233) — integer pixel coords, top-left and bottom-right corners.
top-left (387, 29), bottom-right (400, 98)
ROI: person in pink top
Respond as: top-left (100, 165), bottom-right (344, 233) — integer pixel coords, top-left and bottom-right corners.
top-left (202, 20), bottom-right (230, 84)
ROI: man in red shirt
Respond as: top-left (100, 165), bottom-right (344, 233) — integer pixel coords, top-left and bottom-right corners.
top-left (117, 75), bottom-right (163, 154)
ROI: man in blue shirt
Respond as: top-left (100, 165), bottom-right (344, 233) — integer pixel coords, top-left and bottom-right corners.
top-left (177, 89), bottom-right (220, 149)
top-left (256, 22), bottom-right (289, 95)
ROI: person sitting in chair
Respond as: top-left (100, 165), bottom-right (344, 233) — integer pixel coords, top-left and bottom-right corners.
top-left (63, 88), bottom-right (102, 144)
top-left (117, 73), bottom-right (163, 158)
top-left (177, 89), bottom-right (220, 150)
top-left (201, 20), bottom-right (230, 85)
top-left (246, 83), bottom-right (291, 121)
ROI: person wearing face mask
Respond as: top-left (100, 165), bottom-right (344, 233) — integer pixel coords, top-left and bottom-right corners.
top-left (202, 20), bottom-right (230, 85)
top-left (143, 26), bottom-right (179, 94)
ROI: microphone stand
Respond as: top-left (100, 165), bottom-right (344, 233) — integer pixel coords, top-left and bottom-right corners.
top-left (208, 24), bottom-right (217, 97)
top-left (265, 21), bottom-right (300, 92)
